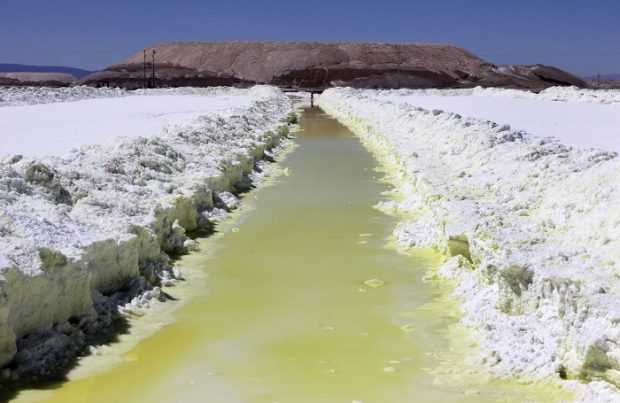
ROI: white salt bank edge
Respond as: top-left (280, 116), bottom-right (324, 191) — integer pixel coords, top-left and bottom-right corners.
top-left (371, 86), bottom-right (620, 152)
top-left (0, 85), bottom-right (294, 377)
top-left (318, 87), bottom-right (620, 402)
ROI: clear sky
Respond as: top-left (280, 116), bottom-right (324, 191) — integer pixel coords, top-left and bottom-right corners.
top-left (1, 0), bottom-right (618, 76)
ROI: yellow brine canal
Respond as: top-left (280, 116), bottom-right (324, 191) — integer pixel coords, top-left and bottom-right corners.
top-left (9, 108), bottom-right (569, 403)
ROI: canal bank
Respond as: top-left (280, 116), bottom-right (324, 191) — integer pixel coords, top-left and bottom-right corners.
top-left (10, 107), bottom-right (569, 403)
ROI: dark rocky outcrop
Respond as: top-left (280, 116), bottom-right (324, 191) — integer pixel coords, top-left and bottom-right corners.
top-left (479, 64), bottom-right (589, 89)
top-left (271, 67), bottom-right (459, 89)
top-left (0, 77), bottom-right (20, 86)
top-left (82, 63), bottom-right (249, 89)
top-left (84, 42), bottom-right (586, 90)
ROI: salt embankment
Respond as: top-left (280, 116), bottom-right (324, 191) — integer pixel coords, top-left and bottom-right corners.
top-left (319, 87), bottom-right (620, 401)
top-left (369, 86), bottom-right (620, 151)
top-left (0, 89), bottom-right (259, 157)
top-left (0, 86), bottom-right (128, 107)
top-left (0, 86), bottom-right (293, 379)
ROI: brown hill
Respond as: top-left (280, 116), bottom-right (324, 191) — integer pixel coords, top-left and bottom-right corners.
top-left (85, 42), bottom-right (586, 90)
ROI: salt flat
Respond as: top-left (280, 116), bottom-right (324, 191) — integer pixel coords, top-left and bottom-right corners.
top-left (375, 88), bottom-right (620, 151)
top-left (1, 94), bottom-right (253, 157)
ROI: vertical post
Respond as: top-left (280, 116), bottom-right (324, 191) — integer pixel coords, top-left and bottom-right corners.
top-left (143, 49), bottom-right (147, 88)
top-left (151, 49), bottom-right (156, 88)
top-left (310, 92), bottom-right (314, 108)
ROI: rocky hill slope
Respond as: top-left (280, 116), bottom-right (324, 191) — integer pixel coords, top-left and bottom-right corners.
top-left (84, 42), bottom-right (586, 90)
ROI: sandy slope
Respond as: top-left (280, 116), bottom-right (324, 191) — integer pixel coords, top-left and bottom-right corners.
top-left (120, 42), bottom-right (488, 83)
top-left (92, 42), bottom-right (585, 90)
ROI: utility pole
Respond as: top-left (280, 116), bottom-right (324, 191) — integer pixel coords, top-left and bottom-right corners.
top-left (143, 49), bottom-right (147, 88)
top-left (151, 49), bottom-right (156, 88)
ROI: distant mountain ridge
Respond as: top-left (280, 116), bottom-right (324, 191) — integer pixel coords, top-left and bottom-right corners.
top-left (0, 64), bottom-right (95, 79)
top-left (585, 73), bottom-right (620, 81)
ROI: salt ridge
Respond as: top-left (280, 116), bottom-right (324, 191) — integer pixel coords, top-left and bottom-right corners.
top-left (0, 86), bottom-right (293, 378)
top-left (319, 87), bottom-right (620, 402)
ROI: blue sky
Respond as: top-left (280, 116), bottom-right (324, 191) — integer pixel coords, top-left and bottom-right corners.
top-left (1, 0), bottom-right (618, 76)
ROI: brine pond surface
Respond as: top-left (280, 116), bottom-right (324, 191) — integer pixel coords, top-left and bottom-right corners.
top-left (10, 108), bottom-right (568, 403)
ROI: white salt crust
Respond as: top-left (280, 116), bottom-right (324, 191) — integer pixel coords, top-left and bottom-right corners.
top-left (319, 87), bottom-right (620, 402)
top-left (0, 86), bottom-right (293, 370)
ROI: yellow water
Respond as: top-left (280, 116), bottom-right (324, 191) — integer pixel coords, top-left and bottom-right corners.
top-left (9, 109), bottom-right (569, 403)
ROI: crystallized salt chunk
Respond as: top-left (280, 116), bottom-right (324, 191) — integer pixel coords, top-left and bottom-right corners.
top-left (184, 239), bottom-right (199, 251)
top-left (172, 267), bottom-right (185, 280)
top-left (216, 191), bottom-right (240, 211)
top-left (0, 255), bottom-right (10, 269)
top-left (203, 207), bottom-right (229, 223)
